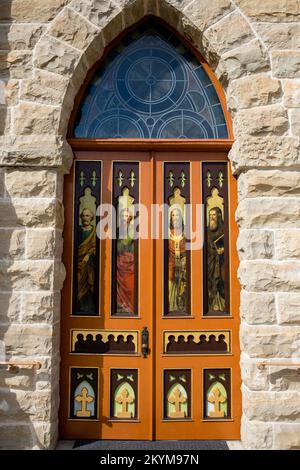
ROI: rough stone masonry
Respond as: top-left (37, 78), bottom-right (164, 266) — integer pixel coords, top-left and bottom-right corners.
top-left (1, 0), bottom-right (300, 449)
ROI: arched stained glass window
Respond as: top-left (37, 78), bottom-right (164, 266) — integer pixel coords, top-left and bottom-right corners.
top-left (74, 19), bottom-right (228, 139)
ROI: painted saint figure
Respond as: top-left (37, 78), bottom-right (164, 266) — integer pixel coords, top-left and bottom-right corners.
top-left (207, 206), bottom-right (225, 312)
top-left (116, 206), bottom-right (135, 314)
top-left (168, 206), bottom-right (187, 313)
top-left (77, 208), bottom-right (96, 313)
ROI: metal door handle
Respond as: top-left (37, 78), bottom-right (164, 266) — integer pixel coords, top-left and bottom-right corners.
top-left (142, 326), bottom-right (149, 358)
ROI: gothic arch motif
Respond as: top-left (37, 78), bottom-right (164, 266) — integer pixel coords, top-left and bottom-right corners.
top-left (70, 17), bottom-right (229, 140)
top-left (30, 0), bottom-right (271, 171)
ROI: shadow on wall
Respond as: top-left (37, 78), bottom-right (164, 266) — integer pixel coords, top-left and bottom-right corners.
top-left (0, 0), bottom-right (41, 450)
top-left (0, 171), bottom-right (43, 450)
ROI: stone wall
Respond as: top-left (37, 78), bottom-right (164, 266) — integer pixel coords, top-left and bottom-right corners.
top-left (0, 0), bottom-right (300, 450)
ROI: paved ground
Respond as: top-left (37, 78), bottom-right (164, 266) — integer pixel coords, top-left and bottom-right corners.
top-left (56, 439), bottom-right (243, 450)
top-left (72, 440), bottom-right (229, 450)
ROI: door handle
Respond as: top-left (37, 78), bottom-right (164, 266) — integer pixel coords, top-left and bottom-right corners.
top-left (142, 326), bottom-right (149, 358)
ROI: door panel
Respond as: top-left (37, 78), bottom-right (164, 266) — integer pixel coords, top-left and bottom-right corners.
top-left (59, 150), bottom-right (241, 440)
top-left (154, 152), bottom-right (240, 439)
top-left (60, 152), bottom-right (153, 440)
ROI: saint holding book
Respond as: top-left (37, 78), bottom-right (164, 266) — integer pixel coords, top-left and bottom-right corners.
top-left (207, 207), bottom-right (225, 312)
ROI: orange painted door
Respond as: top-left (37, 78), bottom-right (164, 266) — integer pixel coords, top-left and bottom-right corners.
top-left (153, 152), bottom-right (241, 440)
top-left (60, 151), bottom-right (154, 440)
top-left (60, 150), bottom-right (241, 440)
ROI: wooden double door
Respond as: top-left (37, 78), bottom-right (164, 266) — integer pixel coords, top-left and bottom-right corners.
top-left (60, 149), bottom-right (241, 440)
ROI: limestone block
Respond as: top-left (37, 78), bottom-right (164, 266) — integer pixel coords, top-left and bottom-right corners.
top-left (177, 16), bottom-right (202, 51)
top-left (0, 293), bottom-right (21, 323)
top-left (239, 260), bottom-right (300, 292)
top-left (102, 11), bottom-right (124, 47)
top-left (63, 53), bottom-right (94, 100)
top-left (0, 107), bottom-right (10, 136)
top-left (277, 293), bottom-right (300, 325)
top-left (241, 415), bottom-right (273, 450)
top-left (32, 420), bottom-right (58, 449)
top-left (165, 0), bottom-right (196, 7)
top-left (240, 291), bottom-right (276, 324)
top-left (274, 424), bottom-right (300, 449)
top-left (13, 103), bottom-right (60, 136)
top-left (0, 80), bottom-right (19, 106)
top-left (182, 0), bottom-right (233, 32)
top-left (144, 0), bottom-right (158, 15)
top-left (240, 352), bottom-right (269, 391)
top-left (0, 135), bottom-right (74, 171)
top-left (0, 170), bottom-right (3, 196)
top-left (218, 39), bottom-right (269, 81)
top-left (70, 33), bottom-right (104, 80)
top-left (1, 324), bottom-right (55, 356)
top-left (0, 229), bottom-right (25, 260)
top-left (153, 3), bottom-right (181, 32)
top-left (236, 198), bottom-right (300, 229)
top-left (26, 229), bottom-right (63, 260)
top-left (0, 388), bottom-right (59, 422)
top-left (21, 70), bottom-right (69, 106)
top-left (54, 261), bottom-right (66, 290)
top-left (272, 51), bottom-right (300, 79)
top-left (0, 199), bottom-right (63, 229)
top-left (35, 35), bottom-right (81, 77)
top-left (0, 260), bottom-right (54, 291)
top-left (234, 105), bottom-right (289, 137)
top-left (5, 169), bottom-right (57, 198)
top-left (0, 368), bottom-right (35, 391)
top-left (0, 24), bottom-right (44, 50)
top-left (238, 170), bottom-right (300, 199)
top-left (203, 11), bottom-right (253, 56)
top-left (22, 292), bottom-right (61, 323)
top-left (269, 365), bottom-right (300, 392)
top-left (290, 109), bottom-right (300, 137)
top-left (283, 80), bottom-right (300, 108)
top-left (254, 23), bottom-right (300, 50)
top-left (36, 354), bottom-right (61, 391)
top-left (0, 424), bottom-right (34, 450)
top-left (55, 171), bottom-right (64, 201)
top-left (0, 0), bottom-right (70, 22)
top-left (230, 137), bottom-right (300, 173)
top-left (227, 75), bottom-right (281, 112)
top-left (122, 0), bottom-right (146, 29)
top-left (235, 0), bottom-right (300, 22)
top-left (49, 7), bottom-right (99, 50)
top-left (0, 51), bottom-right (33, 79)
top-left (242, 385), bottom-right (300, 422)
top-left (70, 0), bottom-right (121, 29)
top-left (240, 324), bottom-right (300, 357)
top-left (275, 229), bottom-right (300, 259)
top-left (237, 229), bottom-right (274, 260)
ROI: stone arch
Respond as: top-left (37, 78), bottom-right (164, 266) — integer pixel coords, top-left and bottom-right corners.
top-left (29, 0), bottom-right (274, 174)
top-left (4, 0), bottom-right (296, 450)
top-left (34, 0), bottom-right (276, 450)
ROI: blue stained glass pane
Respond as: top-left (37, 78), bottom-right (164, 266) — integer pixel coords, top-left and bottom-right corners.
top-left (217, 124), bottom-right (229, 139)
top-left (73, 21), bottom-right (228, 139)
top-left (213, 104), bottom-right (226, 125)
top-left (194, 67), bottom-right (212, 88)
top-left (204, 85), bottom-right (220, 106)
top-left (159, 117), bottom-right (182, 138)
top-left (187, 92), bottom-right (205, 113)
top-left (183, 119), bottom-right (208, 139)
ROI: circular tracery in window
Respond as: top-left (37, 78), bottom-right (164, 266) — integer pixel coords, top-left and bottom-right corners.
top-left (73, 19), bottom-right (228, 139)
